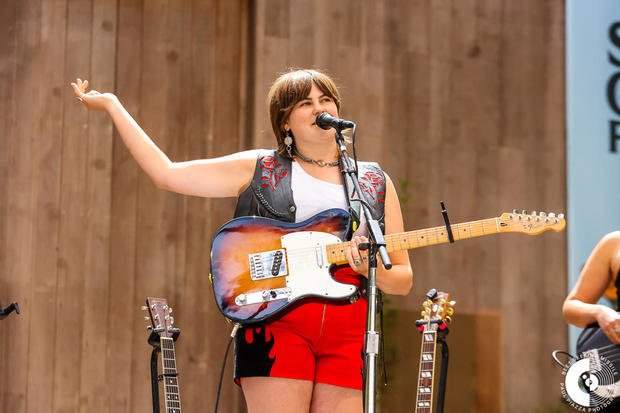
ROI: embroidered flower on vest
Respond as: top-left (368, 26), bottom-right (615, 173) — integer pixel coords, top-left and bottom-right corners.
top-left (259, 155), bottom-right (288, 190)
top-left (360, 171), bottom-right (385, 204)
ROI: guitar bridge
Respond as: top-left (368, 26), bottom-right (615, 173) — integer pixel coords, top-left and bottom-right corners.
top-left (235, 287), bottom-right (292, 306)
top-left (249, 249), bottom-right (288, 280)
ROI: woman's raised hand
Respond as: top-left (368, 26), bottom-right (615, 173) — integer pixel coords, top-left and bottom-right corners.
top-left (71, 78), bottom-right (116, 111)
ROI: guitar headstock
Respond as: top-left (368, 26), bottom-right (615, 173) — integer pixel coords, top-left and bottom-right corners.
top-left (419, 289), bottom-right (455, 330)
top-left (144, 297), bottom-right (177, 338)
top-left (498, 210), bottom-right (566, 235)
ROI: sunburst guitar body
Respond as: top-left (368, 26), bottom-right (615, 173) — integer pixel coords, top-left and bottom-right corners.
top-left (210, 208), bottom-right (354, 324)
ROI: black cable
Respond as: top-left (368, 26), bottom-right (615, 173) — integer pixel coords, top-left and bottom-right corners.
top-left (379, 292), bottom-right (388, 387)
top-left (552, 350), bottom-right (576, 369)
top-left (214, 325), bottom-right (238, 413)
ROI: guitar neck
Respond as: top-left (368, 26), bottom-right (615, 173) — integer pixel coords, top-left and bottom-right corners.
top-left (327, 217), bottom-right (501, 265)
top-left (161, 337), bottom-right (182, 413)
top-left (415, 325), bottom-right (439, 413)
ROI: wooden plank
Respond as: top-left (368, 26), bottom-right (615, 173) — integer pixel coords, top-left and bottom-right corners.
top-left (498, 146), bottom-right (531, 411)
top-left (202, 2), bottom-right (248, 410)
top-left (0, 0), bottom-right (17, 408)
top-left (25, 0), bottom-right (67, 412)
top-left (359, 0), bottom-right (386, 170)
top-left (2, 0), bottom-right (40, 411)
top-left (53, 0), bottom-right (92, 412)
top-left (175, 0), bottom-right (215, 411)
top-left (288, 0), bottom-right (314, 68)
top-left (474, 311), bottom-right (502, 412)
top-left (77, 0), bottom-right (117, 412)
top-left (264, 0), bottom-right (289, 39)
top-left (107, 0), bottom-right (142, 410)
top-left (129, 0), bottom-right (170, 410)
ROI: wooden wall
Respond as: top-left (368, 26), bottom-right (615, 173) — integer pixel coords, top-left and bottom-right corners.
top-left (0, 1), bottom-right (566, 412)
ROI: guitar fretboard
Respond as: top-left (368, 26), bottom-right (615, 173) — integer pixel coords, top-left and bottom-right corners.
top-left (326, 218), bottom-right (501, 265)
top-left (161, 337), bottom-right (182, 413)
top-left (415, 325), bottom-right (438, 413)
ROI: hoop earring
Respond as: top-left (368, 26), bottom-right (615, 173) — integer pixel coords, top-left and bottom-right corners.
top-left (284, 130), bottom-right (293, 157)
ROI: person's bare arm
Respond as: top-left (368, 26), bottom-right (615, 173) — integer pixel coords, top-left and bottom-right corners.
top-left (71, 79), bottom-right (256, 197)
top-left (563, 232), bottom-right (620, 344)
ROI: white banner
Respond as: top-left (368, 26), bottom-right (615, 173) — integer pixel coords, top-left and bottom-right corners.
top-left (567, 1), bottom-right (620, 352)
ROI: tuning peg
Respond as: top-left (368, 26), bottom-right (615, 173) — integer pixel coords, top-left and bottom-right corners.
top-left (548, 212), bottom-right (555, 217)
top-left (421, 311), bottom-right (426, 317)
top-left (521, 210), bottom-right (528, 214)
top-left (558, 213), bottom-right (564, 219)
top-left (539, 212), bottom-right (547, 217)
top-left (141, 306), bottom-right (148, 311)
top-left (512, 209), bottom-right (518, 214)
top-left (146, 325), bottom-right (153, 332)
top-left (144, 316), bottom-right (150, 321)
top-left (446, 316), bottom-right (452, 324)
top-left (168, 307), bottom-right (173, 314)
top-left (446, 308), bottom-right (454, 316)
top-left (449, 300), bottom-right (456, 306)
top-left (170, 316), bottom-right (174, 325)
top-left (531, 211), bottom-right (537, 216)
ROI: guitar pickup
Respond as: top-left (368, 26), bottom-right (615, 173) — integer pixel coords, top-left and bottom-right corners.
top-left (249, 249), bottom-right (288, 280)
top-left (235, 288), bottom-right (292, 306)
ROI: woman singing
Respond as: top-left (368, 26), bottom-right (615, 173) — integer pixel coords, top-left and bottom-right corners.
top-left (72, 69), bottom-right (413, 413)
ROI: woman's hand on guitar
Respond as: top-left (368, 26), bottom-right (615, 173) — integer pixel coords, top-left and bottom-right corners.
top-left (595, 305), bottom-right (620, 344)
top-left (71, 78), bottom-right (116, 111)
top-left (346, 236), bottom-right (370, 277)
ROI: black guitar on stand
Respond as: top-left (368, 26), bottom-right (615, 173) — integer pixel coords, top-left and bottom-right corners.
top-left (144, 297), bottom-right (182, 413)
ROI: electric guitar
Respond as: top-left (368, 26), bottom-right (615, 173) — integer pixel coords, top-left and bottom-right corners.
top-left (577, 323), bottom-right (620, 403)
top-left (415, 290), bottom-right (455, 413)
top-left (145, 297), bottom-right (182, 413)
top-left (210, 208), bottom-right (565, 324)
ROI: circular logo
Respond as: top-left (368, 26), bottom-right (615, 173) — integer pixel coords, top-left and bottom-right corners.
top-left (560, 354), bottom-right (618, 411)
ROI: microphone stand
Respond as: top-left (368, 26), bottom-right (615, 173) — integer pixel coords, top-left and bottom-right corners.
top-left (334, 128), bottom-right (392, 413)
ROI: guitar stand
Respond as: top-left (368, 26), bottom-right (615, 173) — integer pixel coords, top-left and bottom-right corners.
top-left (415, 318), bottom-right (451, 413)
top-left (0, 300), bottom-right (20, 320)
top-left (436, 328), bottom-right (450, 413)
top-left (148, 329), bottom-right (180, 413)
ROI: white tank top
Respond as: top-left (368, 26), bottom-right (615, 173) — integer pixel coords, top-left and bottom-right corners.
top-left (291, 161), bottom-right (348, 223)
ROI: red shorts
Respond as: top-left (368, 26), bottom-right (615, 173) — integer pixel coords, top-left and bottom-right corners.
top-left (233, 267), bottom-right (367, 390)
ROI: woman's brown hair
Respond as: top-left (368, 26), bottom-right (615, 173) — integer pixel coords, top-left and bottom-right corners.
top-left (267, 69), bottom-right (341, 158)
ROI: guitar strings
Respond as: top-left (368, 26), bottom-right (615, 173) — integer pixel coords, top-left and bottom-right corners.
top-left (279, 219), bottom-right (502, 262)
top-left (264, 214), bottom-right (558, 263)
top-left (588, 342), bottom-right (620, 354)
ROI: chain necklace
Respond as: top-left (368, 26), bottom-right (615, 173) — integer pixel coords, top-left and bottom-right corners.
top-left (294, 149), bottom-right (340, 167)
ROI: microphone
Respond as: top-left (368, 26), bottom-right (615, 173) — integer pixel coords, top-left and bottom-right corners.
top-left (315, 113), bottom-right (355, 130)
